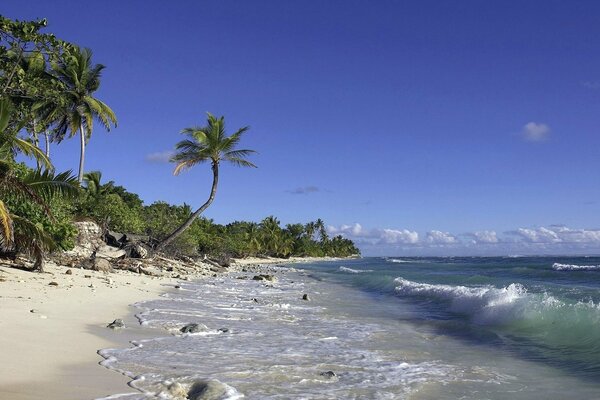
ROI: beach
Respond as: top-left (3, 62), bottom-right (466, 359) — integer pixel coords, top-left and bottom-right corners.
top-left (0, 256), bottom-right (337, 400)
top-left (0, 260), bottom-right (184, 400)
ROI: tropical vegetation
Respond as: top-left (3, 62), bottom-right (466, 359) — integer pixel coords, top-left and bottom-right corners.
top-left (0, 15), bottom-right (360, 271)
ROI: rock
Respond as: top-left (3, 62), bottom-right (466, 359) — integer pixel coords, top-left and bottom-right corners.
top-left (302, 294), bottom-right (310, 301)
top-left (124, 242), bottom-right (149, 259)
top-left (252, 274), bottom-right (277, 282)
top-left (48, 281), bottom-right (58, 286)
top-left (29, 309), bottom-right (37, 313)
top-left (168, 382), bottom-right (187, 397)
top-left (187, 379), bottom-right (230, 400)
top-left (218, 328), bottom-right (229, 333)
top-left (93, 258), bottom-right (113, 273)
top-left (65, 269), bottom-right (73, 275)
top-left (65, 221), bottom-right (104, 258)
top-left (180, 323), bottom-right (208, 334)
top-left (320, 370), bottom-right (336, 378)
top-left (96, 245), bottom-right (127, 260)
top-left (84, 275), bottom-right (92, 278)
top-left (175, 285), bottom-right (181, 289)
top-left (107, 319), bottom-right (125, 329)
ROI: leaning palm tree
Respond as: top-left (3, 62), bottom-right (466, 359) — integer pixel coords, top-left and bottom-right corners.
top-left (51, 46), bottom-right (117, 183)
top-left (155, 113), bottom-right (256, 252)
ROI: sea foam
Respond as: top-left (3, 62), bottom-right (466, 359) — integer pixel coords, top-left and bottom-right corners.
top-left (552, 263), bottom-right (600, 271)
top-left (338, 266), bottom-right (372, 273)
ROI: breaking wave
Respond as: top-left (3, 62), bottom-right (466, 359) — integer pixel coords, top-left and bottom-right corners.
top-left (552, 263), bottom-right (600, 271)
top-left (338, 266), bottom-right (373, 274)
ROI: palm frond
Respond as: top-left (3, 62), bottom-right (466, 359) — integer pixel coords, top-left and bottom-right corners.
top-left (21, 169), bottom-right (79, 200)
top-left (12, 214), bottom-right (56, 253)
top-left (223, 157), bottom-right (257, 168)
top-left (0, 200), bottom-right (14, 249)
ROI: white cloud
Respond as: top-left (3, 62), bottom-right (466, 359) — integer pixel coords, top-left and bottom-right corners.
top-left (378, 229), bottom-right (419, 245)
top-left (145, 150), bottom-right (174, 163)
top-left (426, 230), bottom-right (457, 245)
top-left (522, 122), bottom-right (550, 142)
top-left (513, 227), bottom-right (561, 243)
top-left (472, 230), bottom-right (499, 244)
top-left (328, 223), bottom-right (600, 255)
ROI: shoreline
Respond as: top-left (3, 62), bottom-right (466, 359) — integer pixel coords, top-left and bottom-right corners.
top-left (0, 255), bottom-right (337, 399)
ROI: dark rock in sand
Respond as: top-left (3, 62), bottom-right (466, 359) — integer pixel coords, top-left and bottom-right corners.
top-left (180, 323), bottom-right (208, 334)
top-left (218, 327), bottom-right (229, 333)
top-left (252, 274), bottom-right (277, 282)
top-left (302, 294), bottom-right (310, 301)
top-left (65, 269), bottom-right (73, 275)
top-left (320, 370), bottom-right (336, 378)
top-left (107, 319), bottom-right (125, 329)
top-left (48, 281), bottom-right (58, 286)
top-left (174, 285), bottom-right (181, 289)
top-left (187, 379), bottom-right (229, 400)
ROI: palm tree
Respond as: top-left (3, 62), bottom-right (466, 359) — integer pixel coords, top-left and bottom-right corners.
top-left (155, 113), bottom-right (256, 251)
top-left (0, 98), bottom-right (78, 271)
top-left (51, 46), bottom-right (117, 183)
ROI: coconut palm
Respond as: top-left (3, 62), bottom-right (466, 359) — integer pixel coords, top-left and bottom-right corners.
top-left (156, 113), bottom-right (256, 251)
top-left (51, 46), bottom-right (117, 183)
top-left (0, 98), bottom-right (78, 271)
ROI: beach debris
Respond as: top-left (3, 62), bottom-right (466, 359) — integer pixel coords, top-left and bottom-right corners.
top-left (48, 281), bottom-right (59, 286)
top-left (65, 269), bottom-right (73, 275)
top-left (187, 379), bottom-right (230, 400)
top-left (107, 319), bottom-right (125, 329)
top-left (302, 293), bottom-right (310, 301)
top-left (320, 370), bottom-right (337, 379)
top-left (180, 323), bottom-right (208, 334)
top-left (252, 274), bottom-right (276, 282)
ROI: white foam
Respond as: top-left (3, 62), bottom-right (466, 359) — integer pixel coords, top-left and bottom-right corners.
top-left (338, 266), bottom-right (373, 273)
top-left (394, 277), bottom-right (529, 324)
top-left (552, 263), bottom-right (600, 271)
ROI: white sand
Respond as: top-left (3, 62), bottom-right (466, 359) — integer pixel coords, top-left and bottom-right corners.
top-left (0, 261), bottom-right (179, 400)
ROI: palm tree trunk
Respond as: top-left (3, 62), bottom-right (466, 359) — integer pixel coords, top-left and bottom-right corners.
top-left (78, 122), bottom-right (86, 184)
top-left (156, 163), bottom-right (219, 252)
top-left (44, 129), bottom-right (50, 159)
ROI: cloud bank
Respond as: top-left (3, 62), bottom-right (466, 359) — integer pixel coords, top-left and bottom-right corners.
top-left (328, 223), bottom-right (600, 256)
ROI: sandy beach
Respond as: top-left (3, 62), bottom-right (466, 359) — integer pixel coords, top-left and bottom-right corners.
top-left (0, 256), bottom-right (335, 399)
top-left (0, 260), bottom-right (181, 400)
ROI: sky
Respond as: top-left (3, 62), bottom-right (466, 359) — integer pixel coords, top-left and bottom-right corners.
top-left (4, 0), bottom-right (600, 256)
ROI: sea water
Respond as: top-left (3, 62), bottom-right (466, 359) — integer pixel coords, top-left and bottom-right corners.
top-left (99, 257), bottom-right (600, 399)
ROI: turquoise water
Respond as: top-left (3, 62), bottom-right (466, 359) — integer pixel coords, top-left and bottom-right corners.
top-left (303, 256), bottom-right (600, 381)
top-left (99, 257), bottom-right (600, 399)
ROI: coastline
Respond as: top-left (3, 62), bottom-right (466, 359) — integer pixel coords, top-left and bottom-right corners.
top-left (0, 255), bottom-right (339, 399)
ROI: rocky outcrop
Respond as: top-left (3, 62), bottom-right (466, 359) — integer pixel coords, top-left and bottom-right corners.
top-left (65, 221), bottom-right (104, 258)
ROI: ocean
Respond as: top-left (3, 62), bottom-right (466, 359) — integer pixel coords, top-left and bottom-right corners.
top-left (99, 257), bottom-right (600, 399)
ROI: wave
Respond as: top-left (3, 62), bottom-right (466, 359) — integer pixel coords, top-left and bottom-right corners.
top-left (338, 266), bottom-right (373, 274)
top-left (552, 263), bottom-right (600, 271)
top-left (394, 278), bottom-right (528, 324)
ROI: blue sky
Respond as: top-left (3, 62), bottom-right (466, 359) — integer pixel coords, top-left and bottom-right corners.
top-left (4, 1), bottom-right (600, 255)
